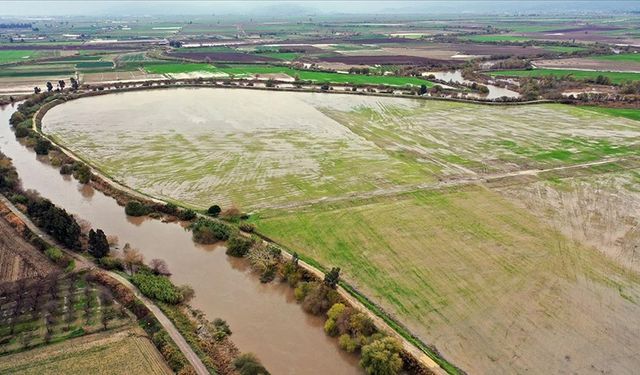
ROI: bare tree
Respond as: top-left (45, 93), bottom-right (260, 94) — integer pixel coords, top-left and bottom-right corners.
top-left (149, 258), bottom-right (171, 276)
top-left (123, 244), bottom-right (144, 275)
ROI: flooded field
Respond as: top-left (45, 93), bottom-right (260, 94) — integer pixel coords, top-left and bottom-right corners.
top-left (425, 70), bottom-right (521, 99)
top-left (33, 88), bottom-right (640, 374)
top-left (42, 88), bottom-right (639, 211)
top-left (0, 103), bottom-right (361, 375)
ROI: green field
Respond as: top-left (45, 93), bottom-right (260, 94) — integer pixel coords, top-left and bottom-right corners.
top-left (260, 52), bottom-right (301, 60)
top-left (0, 50), bottom-right (42, 64)
top-left (144, 63), bottom-right (434, 86)
top-left (591, 53), bottom-right (640, 62)
top-left (543, 45), bottom-right (587, 53)
top-left (489, 68), bottom-right (640, 84)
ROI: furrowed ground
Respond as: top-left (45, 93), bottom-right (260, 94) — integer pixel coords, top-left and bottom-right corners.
top-left (0, 326), bottom-right (172, 375)
top-left (41, 88), bottom-right (640, 374)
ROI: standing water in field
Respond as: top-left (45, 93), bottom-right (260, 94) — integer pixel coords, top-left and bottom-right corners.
top-left (424, 70), bottom-right (520, 99)
top-left (0, 102), bottom-right (362, 374)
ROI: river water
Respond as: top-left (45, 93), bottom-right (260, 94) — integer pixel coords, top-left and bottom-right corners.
top-left (0, 102), bottom-right (361, 374)
top-left (424, 70), bottom-right (521, 99)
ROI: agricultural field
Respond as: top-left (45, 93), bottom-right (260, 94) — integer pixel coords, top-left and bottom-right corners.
top-left (489, 68), bottom-right (640, 84)
top-left (0, 209), bottom-right (56, 282)
top-left (0, 272), bottom-right (131, 354)
top-left (534, 55), bottom-right (640, 73)
top-left (144, 62), bottom-right (434, 86)
top-left (40, 88), bottom-right (640, 373)
top-left (0, 326), bottom-right (172, 375)
top-left (0, 50), bottom-right (44, 64)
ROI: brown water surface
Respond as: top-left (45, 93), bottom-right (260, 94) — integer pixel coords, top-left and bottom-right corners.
top-left (0, 102), bottom-right (361, 375)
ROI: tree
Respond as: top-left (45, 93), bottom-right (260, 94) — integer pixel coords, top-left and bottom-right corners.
top-left (88, 228), bottom-right (110, 258)
top-left (419, 84), bottom-right (428, 95)
top-left (46, 81), bottom-right (53, 92)
top-left (360, 337), bottom-right (403, 375)
top-left (150, 258), bottom-right (171, 275)
top-left (101, 306), bottom-right (116, 330)
top-left (70, 77), bottom-right (79, 90)
top-left (58, 80), bottom-right (66, 90)
top-left (324, 267), bottom-right (341, 288)
top-left (34, 86), bottom-right (41, 94)
top-left (225, 234), bottom-right (254, 257)
top-left (234, 353), bottom-right (270, 375)
top-left (207, 204), bottom-right (221, 217)
top-left (123, 244), bottom-right (144, 275)
top-left (34, 138), bottom-right (51, 155)
top-left (125, 200), bottom-right (149, 216)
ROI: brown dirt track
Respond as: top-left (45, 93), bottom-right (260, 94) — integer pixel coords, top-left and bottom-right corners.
top-left (0, 203), bottom-right (56, 282)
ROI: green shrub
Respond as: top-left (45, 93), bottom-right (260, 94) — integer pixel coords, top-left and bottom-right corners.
top-left (10, 194), bottom-right (28, 205)
top-left (178, 209), bottom-right (196, 221)
top-left (131, 271), bottom-right (185, 304)
top-left (64, 259), bottom-right (75, 272)
top-left (207, 204), bottom-right (221, 217)
top-left (234, 353), bottom-right (270, 375)
top-left (239, 222), bottom-right (255, 233)
top-left (99, 256), bottom-right (124, 271)
top-left (225, 234), bottom-right (254, 257)
top-left (125, 200), bottom-right (149, 216)
top-left (34, 138), bottom-right (51, 155)
top-left (45, 247), bottom-right (64, 262)
top-left (189, 218), bottom-right (232, 243)
top-left (360, 337), bottom-right (403, 375)
top-left (72, 163), bottom-right (92, 184)
top-left (59, 164), bottom-right (73, 175)
top-left (14, 121), bottom-right (31, 138)
top-left (338, 334), bottom-right (359, 353)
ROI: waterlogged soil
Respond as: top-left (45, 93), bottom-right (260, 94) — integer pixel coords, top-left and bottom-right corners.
top-left (0, 103), bottom-right (362, 375)
top-left (42, 88), bottom-right (640, 212)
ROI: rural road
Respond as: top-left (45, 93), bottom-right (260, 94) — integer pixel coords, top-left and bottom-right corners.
top-left (0, 194), bottom-right (210, 375)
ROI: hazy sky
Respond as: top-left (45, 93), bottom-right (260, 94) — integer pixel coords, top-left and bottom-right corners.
top-left (1, 1), bottom-right (638, 17)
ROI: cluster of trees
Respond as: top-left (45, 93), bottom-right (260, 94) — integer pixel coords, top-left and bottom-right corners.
top-left (88, 229), bottom-right (109, 258)
top-left (124, 200), bottom-right (150, 216)
top-left (234, 353), bottom-right (270, 375)
top-left (27, 197), bottom-right (82, 250)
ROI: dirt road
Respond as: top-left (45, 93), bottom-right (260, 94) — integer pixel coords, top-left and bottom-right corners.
top-left (0, 194), bottom-right (210, 375)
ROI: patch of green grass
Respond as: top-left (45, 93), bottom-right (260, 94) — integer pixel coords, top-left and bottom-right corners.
top-left (575, 106), bottom-right (640, 122)
top-left (489, 68), bottom-right (640, 84)
top-left (591, 53), bottom-right (640, 62)
top-left (0, 50), bottom-right (41, 64)
top-left (543, 45), bottom-right (587, 53)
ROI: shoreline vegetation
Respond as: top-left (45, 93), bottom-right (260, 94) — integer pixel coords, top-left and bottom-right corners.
top-left (21, 86), bottom-right (459, 374)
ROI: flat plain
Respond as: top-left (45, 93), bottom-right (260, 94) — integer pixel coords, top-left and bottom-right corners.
top-left (41, 88), bottom-right (640, 374)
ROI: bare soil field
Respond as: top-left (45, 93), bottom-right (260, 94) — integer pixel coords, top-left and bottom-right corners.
top-left (0, 326), bottom-right (172, 375)
top-left (319, 54), bottom-right (460, 66)
top-left (0, 206), bottom-right (56, 282)
top-left (80, 70), bottom-right (164, 84)
top-left (496, 168), bottom-right (640, 272)
top-left (535, 57), bottom-right (640, 72)
top-left (169, 51), bottom-right (278, 63)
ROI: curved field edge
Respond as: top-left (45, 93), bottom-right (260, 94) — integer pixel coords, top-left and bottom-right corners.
top-left (34, 88), bottom-right (640, 374)
top-left (33, 89), bottom-right (461, 374)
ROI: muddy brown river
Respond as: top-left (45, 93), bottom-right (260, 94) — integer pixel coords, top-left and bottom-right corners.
top-left (0, 102), bottom-right (361, 374)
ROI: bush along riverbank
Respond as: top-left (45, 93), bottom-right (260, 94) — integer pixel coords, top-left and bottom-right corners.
top-left (26, 89), bottom-right (459, 374)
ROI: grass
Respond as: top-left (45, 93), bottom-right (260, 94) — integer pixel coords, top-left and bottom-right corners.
top-left (575, 106), bottom-right (640, 122)
top-left (590, 53), bottom-right (640, 62)
top-left (76, 61), bottom-right (114, 69)
top-left (144, 63), bottom-right (434, 87)
top-left (0, 50), bottom-right (42, 64)
top-left (0, 327), bottom-right (171, 375)
top-left (253, 185), bottom-right (640, 373)
top-left (543, 45), bottom-right (587, 53)
top-left (488, 68), bottom-right (640, 84)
